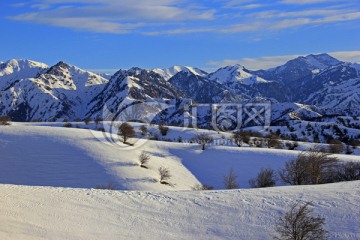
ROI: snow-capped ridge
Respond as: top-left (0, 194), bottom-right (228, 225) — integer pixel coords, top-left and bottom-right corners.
top-left (153, 65), bottom-right (207, 80)
top-left (208, 64), bottom-right (269, 85)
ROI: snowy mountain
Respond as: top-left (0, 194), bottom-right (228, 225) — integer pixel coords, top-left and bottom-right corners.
top-left (0, 53), bottom-right (359, 127)
top-left (153, 66), bottom-right (207, 80)
top-left (168, 71), bottom-right (239, 103)
top-left (85, 67), bottom-right (187, 121)
top-left (0, 60), bottom-right (108, 121)
top-left (305, 63), bottom-right (360, 109)
top-left (253, 53), bottom-right (342, 84)
top-left (0, 59), bottom-right (48, 90)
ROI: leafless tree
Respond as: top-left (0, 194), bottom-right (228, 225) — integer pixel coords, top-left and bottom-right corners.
top-left (139, 151), bottom-right (151, 168)
top-left (158, 167), bottom-right (172, 184)
top-left (118, 122), bottom-right (136, 143)
top-left (274, 202), bottom-right (328, 240)
top-left (279, 149), bottom-right (338, 185)
top-left (249, 168), bottom-right (276, 188)
top-left (223, 167), bottom-right (240, 189)
top-left (0, 116), bottom-right (11, 125)
top-left (197, 133), bottom-right (213, 150)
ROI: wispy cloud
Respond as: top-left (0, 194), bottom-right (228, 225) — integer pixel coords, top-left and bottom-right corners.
top-left (6, 0), bottom-right (360, 35)
top-left (207, 51), bottom-right (360, 70)
top-left (279, 0), bottom-right (342, 5)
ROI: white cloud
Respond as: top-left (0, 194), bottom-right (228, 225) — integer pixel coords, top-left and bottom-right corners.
top-left (331, 51), bottom-right (360, 63)
top-left (279, 0), bottom-right (341, 5)
top-left (7, 0), bottom-right (360, 35)
top-left (207, 51), bottom-right (360, 70)
top-left (10, 14), bottom-right (141, 34)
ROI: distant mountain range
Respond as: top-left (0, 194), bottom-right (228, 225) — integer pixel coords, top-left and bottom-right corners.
top-left (0, 54), bottom-right (359, 124)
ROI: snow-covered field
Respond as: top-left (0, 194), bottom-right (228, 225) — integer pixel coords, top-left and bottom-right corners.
top-left (1, 123), bottom-right (360, 239)
top-left (1, 182), bottom-right (360, 240)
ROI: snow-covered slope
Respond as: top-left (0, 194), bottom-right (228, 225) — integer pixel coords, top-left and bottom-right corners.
top-left (153, 65), bottom-right (207, 80)
top-left (1, 181), bottom-right (359, 240)
top-left (0, 124), bottom-right (200, 190)
top-left (305, 63), bottom-right (360, 109)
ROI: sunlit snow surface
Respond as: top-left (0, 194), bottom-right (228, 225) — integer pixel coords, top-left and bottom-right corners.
top-left (0, 123), bottom-right (359, 239)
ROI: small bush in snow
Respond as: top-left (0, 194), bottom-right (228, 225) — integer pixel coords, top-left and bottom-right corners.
top-left (95, 181), bottom-right (117, 190)
top-left (118, 122), bottom-right (136, 143)
top-left (328, 139), bottom-right (344, 154)
top-left (285, 142), bottom-right (298, 150)
top-left (158, 167), bottom-right (172, 184)
top-left (197, 133), bottom-right (213, 150)
top-left (84, 117), bottom-right (92, 125)
top-left (345, 145), bottom-right (354, 155)
top-left (266, 133), bottom-right (282, 149)
top-left (140, 125), bottom-right (148, 137)
top-left (274, 202), bottom-right (328, 240)
top-left (232, 131), bottom-right (251, 146)
top-left (139, 151), bottom-right (151, 168)
top-left (0, 116), bottom-right (11, 125)
top-left (94, 118), bottom-right (101, 126)
top-left (249, 168), bottom-right (276, 188)
top-left (334, 161), bottom-right (360, 181)
top-left (223, 167), bottom-right (240, 189)
top-left (158, 122), bottom-right (169, 136)
top-left (63, 122), bottom-right (72, 128)
top-left (192, 184), bottom-right (214, 190)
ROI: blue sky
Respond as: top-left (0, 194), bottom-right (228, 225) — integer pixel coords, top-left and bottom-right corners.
top-left (1, 0), bottom-right (360, 72)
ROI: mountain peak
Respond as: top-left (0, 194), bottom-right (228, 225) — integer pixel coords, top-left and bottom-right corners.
top-left (153, 66), bottom-right (207, 80)
top-left (208, 64), bottom-right (268, 85)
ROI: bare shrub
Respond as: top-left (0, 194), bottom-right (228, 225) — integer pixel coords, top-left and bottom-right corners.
top-left (223, 167), bottom-right (240, 189)
top-left (249, 168), bottom-right (276, 188)
top-left (95, 181), bottom-right (117, 190)
top-left (94, 118), bottom-right (101, 127)
top-left (197, 133), bottom-right (213, 150)
top-left (118, 122), bottom-right (135, 143)
top-left (279, 149), bottom-right (338, 185)
top-left (274, 202), bottom-right (328, 240)
top-left (334, 161), bottom-right (360, 181)
top-left (63, 122), bottom-right (72, 128)
top-left (140, 125), bottom-right (148, 137)
top-left (267, 133), bottom-right (282, 149)
top-left (158, 122), bottom-right (169, 136)
top-left (139, 151), bottom-right (151, 168)
top-left (0, 116), bottom-right (11, 125)
top-left (192, 184), bottom-right (214, 190)
top-left (285, 141), bottom-right (298, 150)
top-left (232, 131), bottom-right (251, 146)
top-left (84, 117), bottom-right (92, 125)
top-left (158, 167), bottom-right (171, 184)
top-left (328, 139), bottom-right (344, 154)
